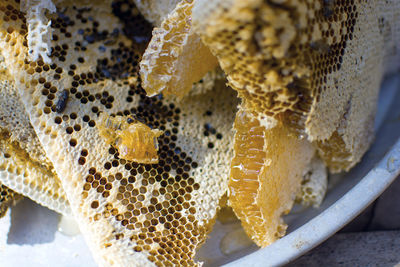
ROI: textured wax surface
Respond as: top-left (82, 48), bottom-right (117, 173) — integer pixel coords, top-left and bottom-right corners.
top-left (193, 0), bottom-right (400, 172)
top-left (0, 0), bottom-right (238, 266)
top-left (229, 110), bottom-right (315, 247)
top-left (140, 0), bottom-right (218, 98)
top-left (0, 63), bottom-right (70, 216)
top-left (20, 0), bottom-right (56, 63)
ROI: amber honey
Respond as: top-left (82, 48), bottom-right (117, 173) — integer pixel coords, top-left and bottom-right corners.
top-left (229, 110), bottom-right (315, 247)
top-left (98, 113), bottom-right (163, 164)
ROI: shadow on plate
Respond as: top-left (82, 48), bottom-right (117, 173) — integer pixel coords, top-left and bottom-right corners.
top-left (7, 198), bottom-right (60, 245)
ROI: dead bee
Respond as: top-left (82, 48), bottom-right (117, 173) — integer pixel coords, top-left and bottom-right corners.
top-left (310, 40), bottom-right (331, 54)
top-left (97, 113), bottom-right (163, 164)
top-left (55, 89), bottom-right (69, 113)
top-left (323, 0), bottom-right (335, 18)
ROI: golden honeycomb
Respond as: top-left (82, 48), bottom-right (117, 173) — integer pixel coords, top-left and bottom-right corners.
top-left (140, 0), bottom-right (218, 98)
top-left (193, 0), bottom-right (400, 172)
top-left (229, 110), bottom-right (315, 247)
top-left (0, 183), bottom-right (22, 218)
top-left (0, 1), bottom-right (238, 266)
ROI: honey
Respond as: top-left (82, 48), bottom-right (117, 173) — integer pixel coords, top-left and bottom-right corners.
top-left (140, 0), bottom-right (218, 98)
top-left (97, 113), bottom-right (163, 164)
top-left (229, 110), bottom-right (315, 247)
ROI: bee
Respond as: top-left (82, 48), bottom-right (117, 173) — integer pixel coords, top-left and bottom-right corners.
top-left (97, 113), bottom-right (163, 164)
top-left (55, 89), bottom-right (69, 113)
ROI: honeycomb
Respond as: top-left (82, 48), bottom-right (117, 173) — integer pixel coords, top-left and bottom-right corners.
top-left (0, 1), bottom-right (238, 266)
top-left (193, 0), bottom-right (400, 172)
top-left (0, 75), bottom-right (52, 168)
top-left (20, 0), bottom-right (56, 63)
top-left (140, 0), bottom-right (218, 98)
top-left (0, 74), bottom-right (70, 215)
top-left (229, 110), bottom-right (315, 247)
top-left (0, 127), bottom-right (71, 216)
top-left (0, 182), bottom-right (22, 218)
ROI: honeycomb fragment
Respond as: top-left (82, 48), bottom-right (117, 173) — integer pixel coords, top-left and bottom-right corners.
top-left (193, 0), bottom-right (400, 172)
top-left (193, 0), bottom-right (313, 123)
top-left (0, 71), bottom-right (70, 215)
top-left (20, 0), bottom-right (56, 63)
top-left (140, 0), bottom-right (218, 98)
top-left (229, 110), bottom-right (315, 247)
top-left (0, 76), bottom-right (51, 168)
top-left (0, 183), bottom-right (22, 218)
top-left (97, 113), bottom-right (163, 164)
top-left (0, 1), bottom-right (238, 265)
top-left (0, 128), bottom-right (71, 216)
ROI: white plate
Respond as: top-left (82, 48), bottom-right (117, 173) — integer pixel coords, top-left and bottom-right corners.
top-left (0, 76), bottom-right (399, 267)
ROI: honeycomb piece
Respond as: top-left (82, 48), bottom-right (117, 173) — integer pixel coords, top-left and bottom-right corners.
top-left (296, 155), bottom-right (327, 208)
top-left (0, 183), bottom-right (22, 218)
top-left (140, 0), bottom-right (218, 98)
top-left (307, 0), bottom-right (400, 172)
top-left (193, 0), bottom-right (312, 123)
top-left (0, 129), bottom-right (71, 216)
top-left (97, 113), bottom-right (163, 164)
top-left (0, 72), bottom-right (52, 168)
top-left (0, 1), bottom-right (238, 265)
top-left (20, 0), bottom-right (56, 64)
top-left (193, 0), bottom-right (400, 172)
top-left (0, 72), bottom-right (70, 216)
top-left (229, 110), bottom-right (315, 247)
top-left (131, 0), bottom-right (180, 26)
